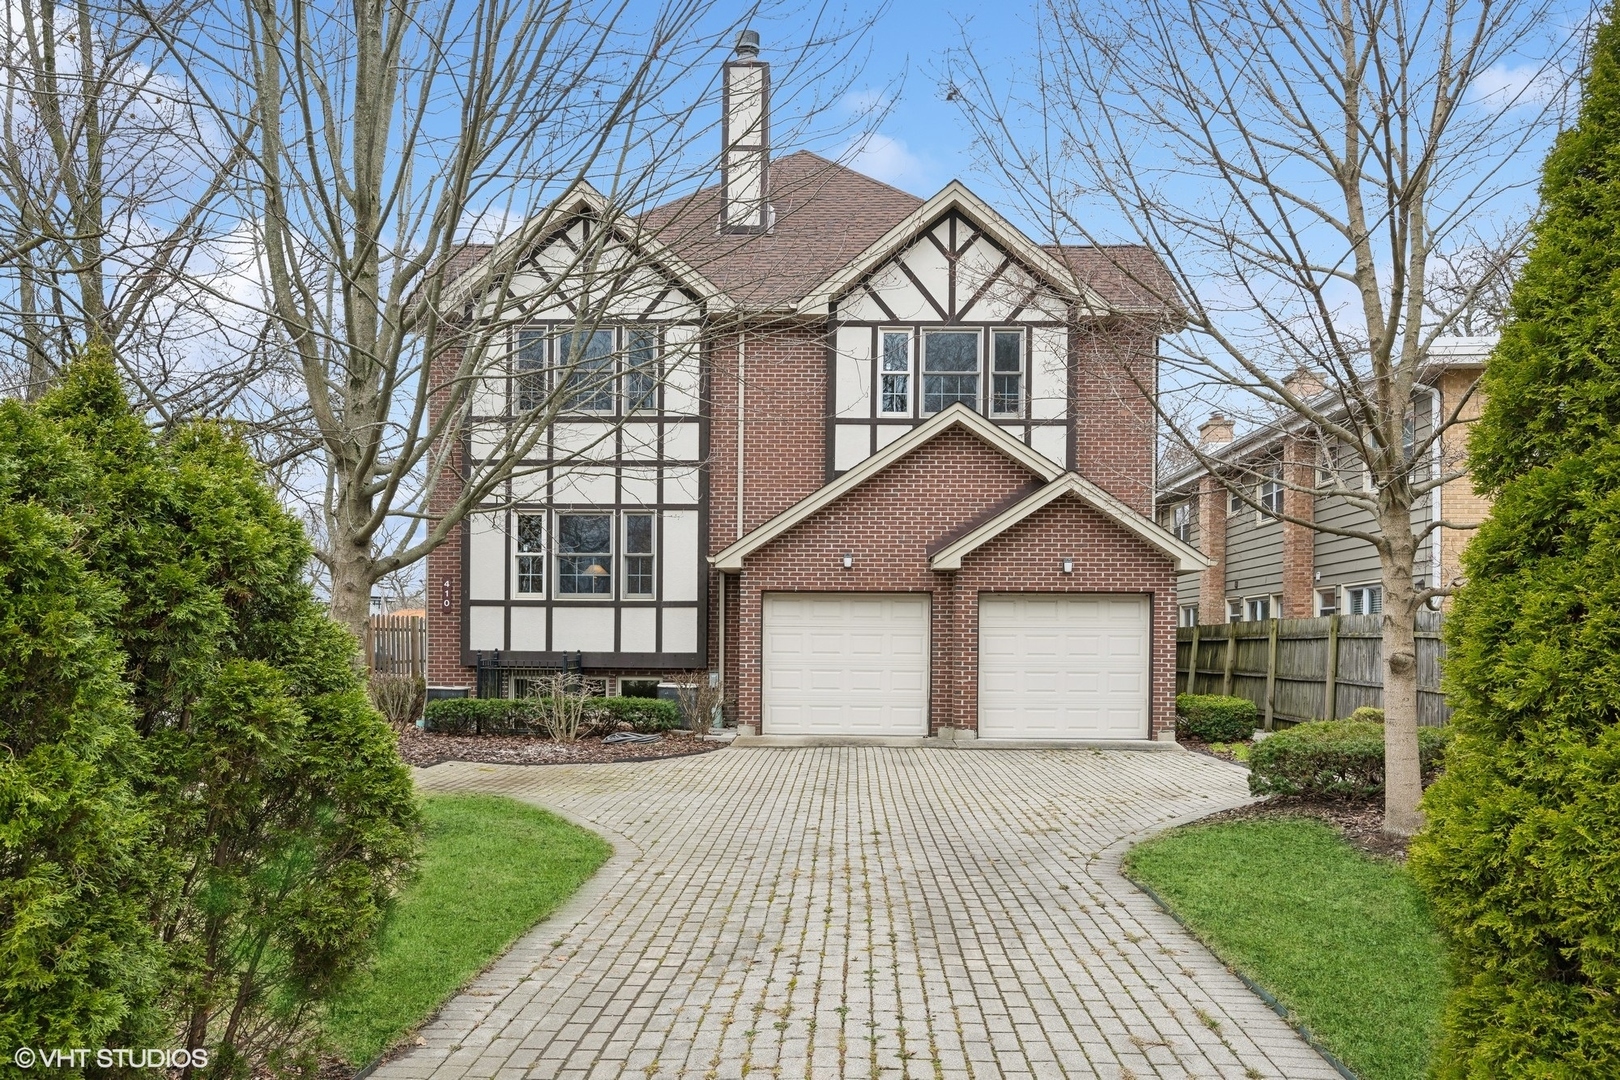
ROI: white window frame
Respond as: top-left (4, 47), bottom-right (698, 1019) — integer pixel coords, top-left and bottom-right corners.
top-left (1316, 587), bottom-right (1338, 617)
top-left (514, 329), bottom-right (548, 413)
top-left (1345, 583), bottom-right (1384, 616)
top-left (1245, 595), bottom-right (1272, 622)
top-left (622, 512), bottom-right (657, 599)
top-left (1171, 501), bottom-right (1193, 542)
top-left (1257, 468), bottom-right (1283, 522)
top-left (921, 328), bottom-right (981, 414)
top-left (555, 511), bottom-right (615, 598)
top-left (989, 328), bottom-right (1025, 417)
top-left (514, 512), bottom-right (546, 596)
top-left (1228, 484), bottom-right (1244, 516)
top-left (556, 328), bottom-right (618, 415)
top-left (1227, 598), bottom-right (1243, 622)
top-left (879, 328), bottom-right (913, 416)
top-left (1178, 603), bottom-right (1199, 628)
top-left (624, 327), bottom-right (660, 412)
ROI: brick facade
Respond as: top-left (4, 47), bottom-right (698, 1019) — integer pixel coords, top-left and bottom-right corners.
top-left (1437, 368), bottom-right (1489, 598)
top-left (1070, 320), bottom-right (1159, 515)
top-left (1280, 434), bottom-right (1316, 617)
top-left (727, 428), bottom-right (1179, 737)
top-left (1197, 474), bottom-right (1226, 619)
top-left (426, 346), bottom-right (471, 690)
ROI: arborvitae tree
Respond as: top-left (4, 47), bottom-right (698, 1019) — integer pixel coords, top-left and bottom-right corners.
top-left (0, 401), bottom-right (163, 1073)
top-left (1409, 7), bottom-right (1620, 1075)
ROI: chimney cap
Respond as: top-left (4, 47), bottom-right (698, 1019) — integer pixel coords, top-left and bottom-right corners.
top-left (1198, 411), bottom-right (1235, 447)
top-left (735, 29), bottom-right (760, 58)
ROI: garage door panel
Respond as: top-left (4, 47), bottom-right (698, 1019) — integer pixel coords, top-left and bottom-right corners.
top-left (763, 593), bottom-right (930, 735)
top-left (979, 594), bottom-right (1149, 740)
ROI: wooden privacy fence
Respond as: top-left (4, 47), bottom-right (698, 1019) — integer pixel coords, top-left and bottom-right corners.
top-left (366, 614), bottom-right (426, 678)
top-left (1176, 610), bottom-right (1449, 729)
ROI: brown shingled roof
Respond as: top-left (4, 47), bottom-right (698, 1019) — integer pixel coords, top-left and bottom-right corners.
top-left (1043, 244), bottom-right (1181, 316)
top-left (637, 150), bottom-right (922, 311)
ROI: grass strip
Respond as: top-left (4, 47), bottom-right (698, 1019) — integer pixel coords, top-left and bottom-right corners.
top-left (324, 793), bottom-right (611, 1066)
top-left (1124, 817), bottom-right (1447, 1080)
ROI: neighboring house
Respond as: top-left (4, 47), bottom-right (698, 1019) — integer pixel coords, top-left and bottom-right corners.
top-left (1156, 338), bottom-right (1494, 627)
top-left (423, 33), bottom-right (1207, 740)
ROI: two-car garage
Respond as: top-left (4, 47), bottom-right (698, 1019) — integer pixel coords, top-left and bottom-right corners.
top-left (760, 592), bottom-right (1151, 740)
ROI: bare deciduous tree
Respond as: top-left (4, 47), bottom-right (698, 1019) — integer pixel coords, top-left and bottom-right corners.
top-left (146, 0), bottom-right (879, 641)
top-left (950, 0), bottom-right (1579, 833)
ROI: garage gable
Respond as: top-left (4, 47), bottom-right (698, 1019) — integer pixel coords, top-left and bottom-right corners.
top-left (711, 403), bottom-right (1059, 570)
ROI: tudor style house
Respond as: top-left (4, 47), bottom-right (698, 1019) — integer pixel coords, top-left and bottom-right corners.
top-left (424, 33), bottom-right (1207, 740)
top-left (1156, 337), bottom-right (1494, 626)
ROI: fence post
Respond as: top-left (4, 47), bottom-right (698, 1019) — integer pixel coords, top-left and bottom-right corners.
top-left (1222, 627), bottom-right (1237, 697)
top-left (1186, 623), bottom-right (1201, 695)
top-left (1263, 618), bottom-right (1279, 732)
top-left (1324, 613), bottom-right (1340, 720)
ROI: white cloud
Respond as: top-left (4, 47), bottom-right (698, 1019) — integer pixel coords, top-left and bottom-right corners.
top-left (843, 131), bottom-right (931, 193)
top-left (841, 87), bottom-right (894, 115)
top-left (1471, 62), bottom-right (1563, 107)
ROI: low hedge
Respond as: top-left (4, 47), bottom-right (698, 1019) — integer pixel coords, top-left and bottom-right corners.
top-left (423, 695), bottom-right (681, 736)
top-left (1248, 720), bottom-right (1452, 797)
top-left (1176, 694), bottom-right (1259, 742)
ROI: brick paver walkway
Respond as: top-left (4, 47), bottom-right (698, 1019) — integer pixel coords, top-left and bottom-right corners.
top-left (376, 746), bottom-right (1339, 1079)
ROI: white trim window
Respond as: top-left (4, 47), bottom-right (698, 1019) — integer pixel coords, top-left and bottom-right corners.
top-left (557, 329), bottom-right (616, 413)
top-left (515, 513), bottom-right (545, 595)
top-left (1172, 501), bottom-right (1193, 542)
top-left (990, 329), bottom-right (1024, 416)
top-left (557, 513), bottom-right (613, 595)
top-left (1228, 485), bottom-right (1244, 515)
top-left (922, 330), bottom-right (979, 413)
top-left (1258, 469), bottom-right (1283, 519)
top-left (1246, 595), bottom-right (1271, 621)
top-left (880, 329), bottom-right (912, 415)
top-left (623, 513), bottom-right (656, 597)
top-left (1316, 587), bottom-right (1338, 616)
top-left (625, 328), bottom-right (659, 412)
top-left (1178, 603), bottom-right (1199, 628)
top-left (1227, 598), bottom-right (1243, 622)
top-left (515, 329), bottom-right (547, 412)
top-left (1346, 583), bottom-right (1383, 615)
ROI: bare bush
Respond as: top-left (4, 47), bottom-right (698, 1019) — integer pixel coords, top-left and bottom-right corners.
top-left (672, 671), bottom-right (724, 731)
top-left (367, 672), bottom-right (421, 731)
top-left (535, 671), bottom-right (592, 743)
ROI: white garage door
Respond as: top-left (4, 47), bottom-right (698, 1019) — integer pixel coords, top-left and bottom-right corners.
top-left (762, 593), bottom-right (929, 735)
top-left (979, 594), bottom-right (1150, 740)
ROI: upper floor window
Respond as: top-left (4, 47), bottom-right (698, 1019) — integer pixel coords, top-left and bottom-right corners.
top-left (922, 330), bottom-right (979, 413)
top-left (557, 513), bottom-right (613, 595)
top-left (516, 330), bottom-right (547, 412)
top-left (1258, 470), bottom-right (1283, 517)
top-left (625, 329), bottom-right (659, 412)
top-left (557, 329), bottom-right (616, 412)
top-left (1178, 603), bottom-right (1199, 628)
top-left (1171, 501), bottom-right (1193, 542)
top-left (1228, 486), bottom-right (1244, 515)
top-left (991, 330), bottom-right (1024, 416)
top-left (623, 513), bottom-right (655, 597)
top-left (1227, 598), bottom-right (1243, 622)
top-left (881, 330), bottom-right (912, 415)
top-left (515, 514), bottom-right (545, 595)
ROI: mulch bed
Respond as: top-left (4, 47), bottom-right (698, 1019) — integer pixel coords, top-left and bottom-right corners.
top-left (395, 725), bottom-right (726, 768)
top-left (1181, 736), bottom-right (1412, 858)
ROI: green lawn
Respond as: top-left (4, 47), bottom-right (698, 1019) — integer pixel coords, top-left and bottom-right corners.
top-left (1124, 817), bottom-right (1447, 1080)
top-left (324, 793), bottom-right (611, 1066)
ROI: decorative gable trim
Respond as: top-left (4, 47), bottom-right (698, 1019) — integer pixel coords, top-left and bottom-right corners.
top-left (929, 472), bottom-right (1213, 573)
top-left (794, 180), bottom-right (1102, 316)
top-left (711, 404), bottom-right (1062, 571)
top-left (437, 181), bottom-right (734, 316)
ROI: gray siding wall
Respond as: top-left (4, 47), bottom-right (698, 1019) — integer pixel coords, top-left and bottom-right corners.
top-left (1160, 498), bottom-right (1202, 608)
top-left (1223, 492), bottom-right (1283, 605)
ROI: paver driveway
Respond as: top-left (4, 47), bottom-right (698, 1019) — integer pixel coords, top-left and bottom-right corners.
top-left (378, 746), bottom-right (1339, 1080)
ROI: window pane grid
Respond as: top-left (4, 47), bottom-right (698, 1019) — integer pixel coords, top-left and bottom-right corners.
top-left (558, 330), bottom-right (616, 413)
top-left (516, 330), bottom-right (546, 412)
top-left (624, 513), bottom-right (655, 597)
top-left (516, 514), bottom-right (544, 594)
top-left (922, 331), bottom-right (979, 413)
top-left (991, 331), bottom-right (1022, 416)
top-left (626, 330), bottom-right (658, 411)
top-left (557, 513), bottom-right (612, 595)
top-left (880, 332), bottom-right (911, 415)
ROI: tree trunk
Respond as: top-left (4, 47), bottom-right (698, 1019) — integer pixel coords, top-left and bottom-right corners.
top-left (1380, 527), bottom-right (1425, 837)
top-left (328, 511), bottom-right (376, 651)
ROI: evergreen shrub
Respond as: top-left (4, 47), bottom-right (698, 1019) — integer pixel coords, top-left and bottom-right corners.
top-left (425, 695), bottom-right (680, 735)
top-left (1249, 720), bottom-right (1451, 797)
top-left (1175, 694), bottom-right (1259, 742)
top-left (1408, 7), bottom-right (1620, 1071)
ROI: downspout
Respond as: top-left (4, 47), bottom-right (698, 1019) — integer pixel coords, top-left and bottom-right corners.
top-left (716, 570), bottom-right (727, 730)
top-left (736, 330), bottom-right (746, 537)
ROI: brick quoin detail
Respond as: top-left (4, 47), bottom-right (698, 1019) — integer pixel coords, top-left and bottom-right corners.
top-left (1280, 434), bottom-right (1316, 618)
top-left (730, 428), bottom-right (1179, 737)
top-left (1197, 474), bottom-right (1226, 620)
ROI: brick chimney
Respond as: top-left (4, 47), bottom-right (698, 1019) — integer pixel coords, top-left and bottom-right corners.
top-left (1198, 412), bottom-right (1234, 448)
top-left (1283, 366), bottom-right (1325, 400)
top-left (721, 30), bottom-right (770, 233)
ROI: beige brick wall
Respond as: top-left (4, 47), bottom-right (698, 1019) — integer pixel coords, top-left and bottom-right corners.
top-left (1437, 368), bottom-right (1491, 599)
